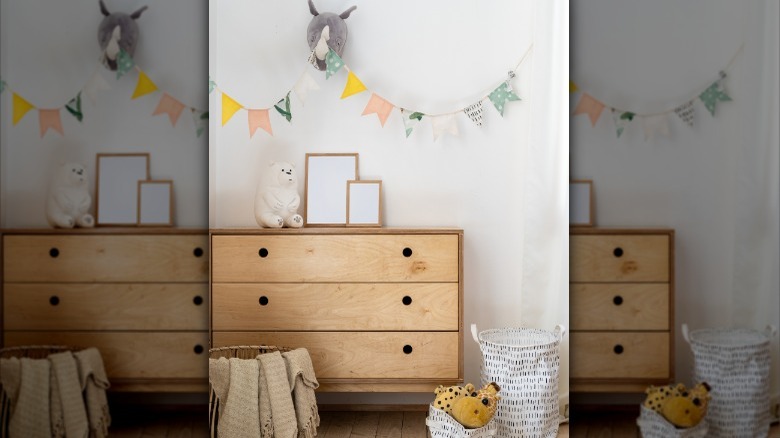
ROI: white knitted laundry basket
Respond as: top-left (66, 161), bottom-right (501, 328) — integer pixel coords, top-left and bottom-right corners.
top-left (636, 405), bottom-right (708, 438)
top-left (683, 323), bottom-right (777, 438)
top-left (471, 324), bottom-right (565, 438)
top-left (426, 403), bottom-right (498, 438)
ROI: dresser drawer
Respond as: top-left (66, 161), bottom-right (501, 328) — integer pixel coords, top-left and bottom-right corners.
top-left (570, 283), bottom-right (669, 330)
top-left (212, 283), bottom-right (458, 331)
top-left (4, 331), bottom-right (208, 379)
top-left (212, 331), bottom-right (459, 379)
top-left (570, 235), bottom-right (669, 282)
top-left (3, 235), bottom-right (208, 282)
top-left (570, 332), bottom-right (669, 379)
top-left (211, 234), bottom-right (459, 283)
top-left (4, 283), bottom-right (208, 330)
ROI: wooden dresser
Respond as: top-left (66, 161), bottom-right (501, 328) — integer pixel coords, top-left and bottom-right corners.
top-left (209, 228), bottom-right (463, 392)
top-left (1, 228), bottom-right (209, 392)
top-left (569, 228), bottom-right (674, 392)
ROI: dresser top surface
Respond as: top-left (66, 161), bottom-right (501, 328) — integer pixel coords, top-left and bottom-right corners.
top-left (570, 227), bottom-right (674, 236)
top-left (209, 227), bottom-right (463, 236)
top-left (1, 227), bottom-right (206, 235)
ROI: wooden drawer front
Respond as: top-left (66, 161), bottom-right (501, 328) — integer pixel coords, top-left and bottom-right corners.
top-left (211, 235), bottom-right (459, 283)
top-left (212, 331), bottom-right (459, 379)
top-left (4, 332), bottom-right (208, 379)
top-left (570, 235), bottom-right (669, 282)
top-left (570, 332), bottom-right (669, 379)
top-left (570, 283), bottom-right (669, 330)
top-left (4, 283), bottom-right (208, 330)
top-left (212, 283), bottom-right (458, 331)
top-left (3, 235), bottom-right (208, 282)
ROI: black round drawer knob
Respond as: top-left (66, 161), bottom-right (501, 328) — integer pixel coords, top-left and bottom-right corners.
top-left (49, 248), bottom-right (60, 258)
top-left (402, 247), bottom-right (413, 257)
top-left (613, 295), bottom-right (624, 306)
top-left (403, 345), bottom-right (413, 354)
top-left (259, 248), bottom-right (269, 258)
top-left (613, 247), bottom-right (624, 257)
top-left (614, 344), bottom-right (624, 354)
top-left (193, 247), bottom-right (204, 257)
top-left (259, 296), bottom-right (269, 306)
top-left (193, 296), bottom-right (204, 306)
top-left (194, 345), bottom-right (204, 354)
top-left (402, 296), bottom-right (413, 306)
top-left (49, 296), bottom-right (60, 306)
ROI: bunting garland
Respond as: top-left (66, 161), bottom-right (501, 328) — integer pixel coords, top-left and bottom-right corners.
top-left (2, 53), bottom-right (208, 138)
top-left (213, 44), bottom-right (531, 141)
top-left (570, 46), bottom-right (741, 140)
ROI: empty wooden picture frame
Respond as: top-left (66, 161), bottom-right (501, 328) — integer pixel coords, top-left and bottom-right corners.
top-left (570, 179), bottom-right (594, 227)
top-left (138, 180), bottom-right (174, 226)
top-left (96, 153), bottom-right (150, 226)
top-left (346, 180), bottom-right (382, 227)
top-left (304, 153), bottom-right (359, 226)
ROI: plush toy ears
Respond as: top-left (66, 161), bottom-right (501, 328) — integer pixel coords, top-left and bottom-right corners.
top-left (99, 0), bottom-right (110, 17)
top-left (339, 5), bottom-right (357, 19)
top-left (130, 5), bottom-right (148, 20)
top-left (308, 0), bottom-right (319, 16)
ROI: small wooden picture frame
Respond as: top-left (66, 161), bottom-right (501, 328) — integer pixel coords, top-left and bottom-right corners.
top-left (570, 179), bottom-right (594, 227)
top-left (137, 180), bottom-right (174, 226)
top-left (304, 153), bottom-right (359, 227)
top-left (346, 180), bottom-right (382, 227)
top-left (96, 153), bottom-right (150, 226)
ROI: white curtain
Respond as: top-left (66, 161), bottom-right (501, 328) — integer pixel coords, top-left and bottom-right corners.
top-left (522, 0), bottom-right (570, 415)
top-left (731, 0), bottom-right (780, 400)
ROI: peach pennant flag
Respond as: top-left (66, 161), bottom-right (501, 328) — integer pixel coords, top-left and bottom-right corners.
top-left (361, 93), bottom-right (394, 127)
top-left (248, 109), bottom-right (273, 138)
top-left (573, 93), bottom-right (605, 126)
top-left (38, 109), bottom-right (64, 137)
top-left (153, 93), bottom-right (185, 126)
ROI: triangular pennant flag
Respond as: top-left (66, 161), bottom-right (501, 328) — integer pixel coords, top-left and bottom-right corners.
top-left (362, 93), bottom-right (394, 127)
top-left (569, 81), bottom-right (578, 93)
top-left (0, 78), bottom-right (6, 94)
top-left (431, 113), bottom-right (459, 141)
top-left (116, 48), bottom-right (135, 79)
top-left (248, 109), bottom-right (273, 138)
top-left (12, 93), bottom-right (35, 125)
top-left (274, 92), bottom-right (292, 122)
top-left (642, 114), bottom-right (670, 141)
top-left (221, 93), bottom-right (243, 126)
top-left (38, 109), bottom-right (64, 137)
top-left (488, 82), bottom-right (521, 116)
top-left (674, 101), bottom-right (695, 127)
top-left (573, 93), bottom-right (605, 126)
top-left (610, 109), bottom-right (634, 138)
top-left (325, 49), bottom-right (345, 79)
top-left (65, 93), bottom-right (83, 122)
top-left (132, 70), bottom-right (158, 99)
top-left (209, 76), bottom-right (216, 94)
top-left (191, 108), bottom-right (208, 138)
top-left (464, 101), bottom-right (485, 127)
top-left (400, 109), bottom-right (423, 138)
top-left (84, 68), bottom-right (110, 105)
top-left (699, 79), bottom-right (731, 116)
top-left (293, 70), bottom-right (320, 106)
top-left (341, 72), bottom-right (367, 99)
top-left (153, 93), bottom-right (186, 126)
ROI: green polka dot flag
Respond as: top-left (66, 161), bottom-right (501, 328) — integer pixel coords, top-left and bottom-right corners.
top-left (489, 82), bottom-right (520, 116)
top-left (116, 49), bottom-right (135, 79)
top-left (699, 81), bottom-right (731, 116)
top-left (325, 49), bottom-right (344, 80)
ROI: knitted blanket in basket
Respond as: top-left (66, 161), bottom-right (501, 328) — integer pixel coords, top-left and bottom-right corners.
top-left (73, 348), bottom-right (111, 438)
top-left (282, 349), bottom-right (320, 438)
top-left (49, 351), bottom-right (89, 438)
top-left (0, 357), bottom-right (51, 438)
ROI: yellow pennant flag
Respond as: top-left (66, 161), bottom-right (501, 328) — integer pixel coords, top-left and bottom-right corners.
top-left (221, 93), bottom-right (243, 126)
top-left (569, 81), bottom-right (578, 93)
top-left (12, 93), bottom-right (35, 125)
top-left (132, 70), bottom-right (158, 99)
top-left (340, 71), bottom-right (367, 99)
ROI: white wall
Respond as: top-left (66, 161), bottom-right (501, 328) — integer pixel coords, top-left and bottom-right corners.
top-left (210, 0), bottom-right (569, 404)
top-left (0, 0), bottom-right (208, 228)
top-left (571, 0), bottom-right (779, 399)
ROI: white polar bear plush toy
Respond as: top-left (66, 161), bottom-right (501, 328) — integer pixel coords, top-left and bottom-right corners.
top-left (46, 162), bottom-right (95, 228)
top-left (254, 161), bottom-right (303, 228)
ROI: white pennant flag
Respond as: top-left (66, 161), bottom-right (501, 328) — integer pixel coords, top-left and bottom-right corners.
top-left (293, 70), bottom-right (320, 106)
top-left (674, 101), bottom-right (695, 127)
top-left (84, 68), bottom-right (110, 105)
top-left (400, 108), bottom-right (424, 138)
top-left (642, 114), bottom-right (670, 141)
top-left (431, 113), bottom-right (459, 141)
top-left (464, 100), bottom-right (485, 127)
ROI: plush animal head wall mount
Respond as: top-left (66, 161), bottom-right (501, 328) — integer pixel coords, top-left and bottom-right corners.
top-left (98, 0), bottom-right (148, 71)
top-left (307, 0), bottom-right (357, 71)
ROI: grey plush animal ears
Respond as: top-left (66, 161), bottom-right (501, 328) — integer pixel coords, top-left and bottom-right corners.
top-left (307, 0), bottom-right (357, 71)
top-left (98, 0), bottom-right (148, 71)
